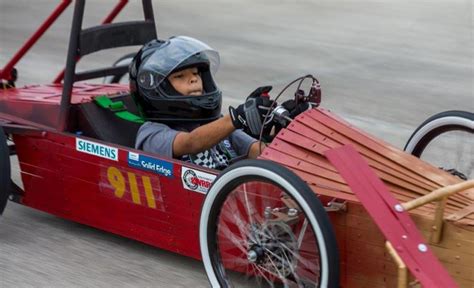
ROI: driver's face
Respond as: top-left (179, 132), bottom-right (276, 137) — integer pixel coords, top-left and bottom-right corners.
top-left (168, 67), bottom-right (203, 96)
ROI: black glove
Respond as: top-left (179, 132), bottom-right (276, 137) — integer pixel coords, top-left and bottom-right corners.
top-left (247, 85), bottom-right (272, 98)
top-left (281, 99), bottom-right (311, 119)
top-left (229, 86), bottom-right (274, 137)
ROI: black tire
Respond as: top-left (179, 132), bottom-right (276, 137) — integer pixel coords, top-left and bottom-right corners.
top-left (0, 127), bottom-right (11, 215)
top-left (200, 159), bottom-right (339, 287)
top-left (103, 52), bottom-right (136, 84)
top-left (404, 110), bottom-right (474, 179)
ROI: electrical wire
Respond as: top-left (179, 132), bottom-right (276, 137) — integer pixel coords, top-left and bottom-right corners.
top-left (257, 74), bottom-right (318, 154)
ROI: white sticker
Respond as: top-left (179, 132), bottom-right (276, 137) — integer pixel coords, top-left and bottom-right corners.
top-left (76, 138), bottom-right (118, 161)
top-left (181, 167), bottom-right (217, 194)
top-left (128, 151), bottom-right (139, 162)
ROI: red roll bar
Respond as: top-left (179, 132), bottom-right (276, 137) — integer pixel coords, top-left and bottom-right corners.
top-left (0, 0), bottom-right (129, 84)
top-left (0, 0), bottom-right (72, 82)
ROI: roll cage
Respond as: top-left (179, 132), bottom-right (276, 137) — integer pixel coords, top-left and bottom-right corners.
top-left (0, 0), bottom-right (157, 131)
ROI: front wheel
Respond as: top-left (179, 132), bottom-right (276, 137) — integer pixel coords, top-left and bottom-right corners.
top-left (200, 159), bottom-right (339, 287)
top-left (0, 127), bottom-right (11, 215)
top-left (404, 110), bottom-right (474, 179)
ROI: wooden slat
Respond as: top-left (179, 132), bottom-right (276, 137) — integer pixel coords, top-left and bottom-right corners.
top-left (271, 130), bottom-right (468, 214)
top-left (261, 108), bottom-right (474, 224)
top-left (290, 116), bottom-right (440, 191)
top-left (325, 145), bottom-right (458, 287)
top-left (315, 109), bottom-right (474, 204)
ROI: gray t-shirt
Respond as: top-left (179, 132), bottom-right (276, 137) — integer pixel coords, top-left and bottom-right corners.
top-left (135, 121), bottom-right (257, 169)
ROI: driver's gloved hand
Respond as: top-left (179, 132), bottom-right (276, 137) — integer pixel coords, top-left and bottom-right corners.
top-left (229, 86), bottom-right (275, 137)
top-left (247, 85), bottom-right (272, 99)
top-left (281, 99), bottom-right (312, 118)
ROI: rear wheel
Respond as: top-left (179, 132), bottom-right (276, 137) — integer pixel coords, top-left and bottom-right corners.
top-left (404, 111), bottom-right (474, 180)
top-left (200, 159), bottom-right (339, 287)
top-left (0, 127), bottom-right (11, 215)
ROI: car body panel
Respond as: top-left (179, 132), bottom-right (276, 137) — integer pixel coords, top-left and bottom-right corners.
top-left (13, 129), bottom-right (217, 260)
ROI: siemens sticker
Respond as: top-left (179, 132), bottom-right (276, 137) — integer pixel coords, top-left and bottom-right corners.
top-left (76, 138), bottom-right (118, 161)
top-left (128, 152), bottom-right (173, 178)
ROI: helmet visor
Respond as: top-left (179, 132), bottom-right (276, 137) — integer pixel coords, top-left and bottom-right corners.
top-left (137, 36), bottom-right (220, 89)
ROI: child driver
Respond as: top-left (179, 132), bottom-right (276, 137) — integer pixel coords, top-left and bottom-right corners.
top-left (130, 36), bottom-right (272, 169)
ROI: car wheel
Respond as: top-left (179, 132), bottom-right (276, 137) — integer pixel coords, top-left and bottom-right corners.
top-left (0, 127), bottom-right (11, 215)
top-left (404, 110), bottom-right (474, 180)
top-left (200, 159), bottom-right (339, 287)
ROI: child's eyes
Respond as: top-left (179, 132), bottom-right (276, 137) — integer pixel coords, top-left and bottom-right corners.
top-left (171, 70), bottom-right (198, 80)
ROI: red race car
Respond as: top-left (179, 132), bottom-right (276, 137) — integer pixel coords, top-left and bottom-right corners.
top-left (1, 1), bottom-right (472, 287)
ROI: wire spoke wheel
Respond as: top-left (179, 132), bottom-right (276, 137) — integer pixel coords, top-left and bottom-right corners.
top-left (200, 160), bottom-right (339, 288)
top-left (404, 111), bottom-right (474, 180)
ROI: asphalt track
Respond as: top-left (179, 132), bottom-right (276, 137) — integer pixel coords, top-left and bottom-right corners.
top-left (0, 1), bottom-right (472, 287)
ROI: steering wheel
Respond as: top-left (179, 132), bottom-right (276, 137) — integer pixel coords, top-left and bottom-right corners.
top-left (258, 74), bottom-right (322, 143)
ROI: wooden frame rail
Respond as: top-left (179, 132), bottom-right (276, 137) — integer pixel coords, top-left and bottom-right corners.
top-left (400, 179), bottom-right (474, 243)
top-left (386, 241), bottom-right (408, 288)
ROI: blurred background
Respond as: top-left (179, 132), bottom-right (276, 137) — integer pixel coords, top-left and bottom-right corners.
top-left (0, 0), bottom-right (472, 287)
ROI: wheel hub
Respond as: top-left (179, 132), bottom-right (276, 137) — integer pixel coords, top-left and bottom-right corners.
top-left (247, 221), bottom-right (298, 277)
top-left (247, 246), bottom-right (264, 263)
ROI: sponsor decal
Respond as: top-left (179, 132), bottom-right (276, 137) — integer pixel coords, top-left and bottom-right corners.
top-left (76, 138), bottom-right (118, 161)
top-left (181, 167), bottom-right (217, 194)
top-left (129, 151), bottom-right (139, 162)
top-left (128, 152), bottom-right (173, 177)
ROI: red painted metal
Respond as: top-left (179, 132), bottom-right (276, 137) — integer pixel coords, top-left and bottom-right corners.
top-left (0, 84), bottom-right (128, 128)
top-left (325, 145), bottom-right (458, 288)
top-left (52, 0), bottom-right (129, 84)
top-left (13, 130), bottom-right (213, 260)
top-left (102, 0), bottom-right (129, 23)
top-left (0, 0), bottom-right (72, 82)
top-left (0, 83), bottom-right (128, 104)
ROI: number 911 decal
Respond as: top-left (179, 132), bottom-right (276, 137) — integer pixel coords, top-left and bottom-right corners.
top-left (103, 166), bottom-right (164, 210)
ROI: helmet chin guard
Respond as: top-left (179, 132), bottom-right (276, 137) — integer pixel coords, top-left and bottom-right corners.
top-left (130, 36), bottom-right (222, 123)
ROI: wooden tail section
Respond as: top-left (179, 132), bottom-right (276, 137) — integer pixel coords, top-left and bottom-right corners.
top-left (325, 145), bottom-right (457, 287)
top-left (260, 108), bottom-right (474, 226)
top-left (260, 108), bottom-right (474, 286)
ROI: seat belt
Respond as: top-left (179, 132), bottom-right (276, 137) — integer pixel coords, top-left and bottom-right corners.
top-left (94, 95), bottom-right (144, 124)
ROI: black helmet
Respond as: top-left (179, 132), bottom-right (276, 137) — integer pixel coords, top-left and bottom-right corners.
top-left (130, 36), bottom-right (222, 123)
